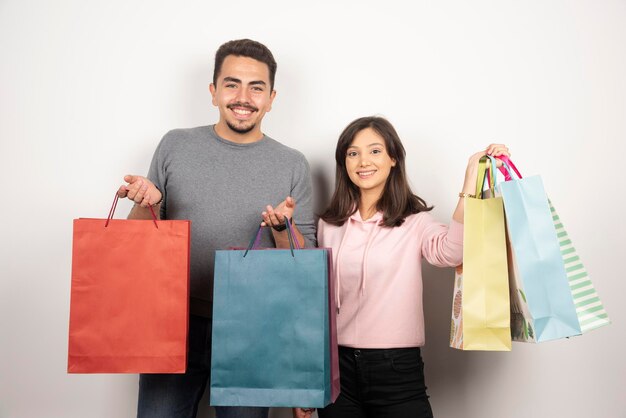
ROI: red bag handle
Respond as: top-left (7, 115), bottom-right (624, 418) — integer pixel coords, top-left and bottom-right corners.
top-left (105, 193), bottom-right (159, 229)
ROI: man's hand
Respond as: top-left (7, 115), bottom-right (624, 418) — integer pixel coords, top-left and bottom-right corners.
top-left (261, 196), bottom-right (296, 228)
top-left (117, 175), bottom-right (162, 207)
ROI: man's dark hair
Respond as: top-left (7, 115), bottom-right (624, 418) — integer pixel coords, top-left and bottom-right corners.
top-left (213, 39), bottom-right (277, 91)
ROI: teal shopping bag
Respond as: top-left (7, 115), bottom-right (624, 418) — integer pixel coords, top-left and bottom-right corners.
top-left (496, 158), bottom-right (581, 342)
top-left (210, 222), bottom-right (336, 408)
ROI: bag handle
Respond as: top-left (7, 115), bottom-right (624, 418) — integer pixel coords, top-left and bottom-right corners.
top-left (497, 155), bottom-right (523, 180)
top-left (244, 218), bottom-right (300, 258)
top-left (484, 155), bottom-right (519, 186)
top-left (105, 193), bottom-right (159, 229)
top-left (475, 155), bottom-right (498, 199)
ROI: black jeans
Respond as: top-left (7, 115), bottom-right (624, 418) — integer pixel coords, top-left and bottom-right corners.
top-left (318, 346), bottom-right (434, 418)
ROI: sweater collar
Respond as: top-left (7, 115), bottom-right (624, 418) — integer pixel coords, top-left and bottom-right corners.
top-left (349, 210), bottom-right (383, 223)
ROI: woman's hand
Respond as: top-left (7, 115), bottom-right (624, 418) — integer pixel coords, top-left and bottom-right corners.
top-left (292, 407), bottom-right (315, 418)
top-left (453, 144), bottom-right (510, 223)
top-left (460, 144), bottom-right (510, 195)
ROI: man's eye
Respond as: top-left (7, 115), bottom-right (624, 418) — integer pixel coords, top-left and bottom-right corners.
top-left (225, 84), bottom-right (237, 88)
top-left (252, 87), bottom-right (264, 92)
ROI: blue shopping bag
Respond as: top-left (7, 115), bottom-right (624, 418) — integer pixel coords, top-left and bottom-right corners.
top-left (210, 222), bottom-right (336, 408)
top-left (496, 159), bottom-right (581, 342)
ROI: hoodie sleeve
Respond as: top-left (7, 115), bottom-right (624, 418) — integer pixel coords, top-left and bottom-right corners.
top-left (420, 215), bottom-right (463, 268)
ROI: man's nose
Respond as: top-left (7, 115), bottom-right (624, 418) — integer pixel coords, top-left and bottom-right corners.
top-left (236, 87), bottom-right (250, 103)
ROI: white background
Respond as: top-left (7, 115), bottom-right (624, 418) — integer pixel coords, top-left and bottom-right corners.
top-left (1, 1), bottom-right (624, 417)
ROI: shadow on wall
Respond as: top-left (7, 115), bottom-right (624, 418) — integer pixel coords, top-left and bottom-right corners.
top-left (421, 263), bottom-right (469, 395)
top-left (421, 263), bottom-right (510, 411)
top-left (311, 162), bottom-right (332, 222)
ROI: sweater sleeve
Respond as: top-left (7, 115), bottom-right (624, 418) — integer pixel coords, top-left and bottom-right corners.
top-left (290, 154), bottom-right (317, 248)
top-left (147, 132), bottom-right (172, 220)
top-left (420, 215), bottom-right (463, 268)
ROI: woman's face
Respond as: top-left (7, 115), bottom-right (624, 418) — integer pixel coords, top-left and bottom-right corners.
top-left (345, 127), bottom-right (396, 197)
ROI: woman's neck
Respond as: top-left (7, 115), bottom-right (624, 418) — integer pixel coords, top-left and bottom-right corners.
top-left (358, 189), bottom-right (382, 220)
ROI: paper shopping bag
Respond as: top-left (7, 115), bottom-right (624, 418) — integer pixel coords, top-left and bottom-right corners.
top-left (326, 248), bottom-right (340, 402)
top-left (210, 222), bottom-right (338, 408)
top-left (68, 195), bottom-right (190, 373)
top-left (450, 156), bottom-right (511, 351)
top-left (548, 201), bottom-right (610, 333)
top-left (496, 158), bottom-right (581, 342)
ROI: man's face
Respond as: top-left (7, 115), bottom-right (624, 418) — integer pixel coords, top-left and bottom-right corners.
top-left (210, 55), bottom-right (276, 140)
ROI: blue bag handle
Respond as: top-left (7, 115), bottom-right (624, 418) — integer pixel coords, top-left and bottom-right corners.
top-left (244, 218), bottom-right (300, 258)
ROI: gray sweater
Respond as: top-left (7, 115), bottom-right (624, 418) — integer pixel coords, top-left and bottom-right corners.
top-left (147, 125), bottom-right (316, 315)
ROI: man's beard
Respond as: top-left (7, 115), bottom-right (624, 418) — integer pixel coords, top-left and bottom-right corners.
top-left (226, 120), bottom-right (256, 135)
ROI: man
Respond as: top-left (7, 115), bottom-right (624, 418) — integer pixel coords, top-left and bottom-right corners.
top-left (117, 39), bottom-right (316, 418)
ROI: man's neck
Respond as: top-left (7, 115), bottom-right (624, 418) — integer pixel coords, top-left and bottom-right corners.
top-left (214, 121), bottom-right (264, 144)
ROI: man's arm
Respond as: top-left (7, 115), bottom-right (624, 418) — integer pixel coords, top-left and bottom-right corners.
top-left (283, 154), bottom-right (317, 247)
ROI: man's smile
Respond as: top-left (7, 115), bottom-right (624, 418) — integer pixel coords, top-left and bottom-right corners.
top-left (227, 103), bottom-right (258, 120)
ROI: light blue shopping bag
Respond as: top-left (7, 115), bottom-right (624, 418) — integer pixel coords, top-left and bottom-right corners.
top-left (496, 159), bottom-right (581, 342)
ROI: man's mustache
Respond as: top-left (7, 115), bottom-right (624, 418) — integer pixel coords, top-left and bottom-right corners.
top-left (227, 102), bottom-right (259, 112)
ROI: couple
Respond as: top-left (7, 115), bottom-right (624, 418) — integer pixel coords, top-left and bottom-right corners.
top-left (118, 39), bottom-right (509, 418)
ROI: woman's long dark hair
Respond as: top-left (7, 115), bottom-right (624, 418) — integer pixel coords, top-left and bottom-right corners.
top-left (321, 116), bottom-right (432, 227)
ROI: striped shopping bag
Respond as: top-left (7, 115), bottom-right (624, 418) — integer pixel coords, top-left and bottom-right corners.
top-left (550, 201), bottom-right (610, 333)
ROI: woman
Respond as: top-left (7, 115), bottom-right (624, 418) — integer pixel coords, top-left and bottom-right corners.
top-left (287, 116), bottom-right (509, 418)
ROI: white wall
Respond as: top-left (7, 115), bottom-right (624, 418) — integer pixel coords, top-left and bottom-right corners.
top-left (1, 1), bottom-right (624, 417)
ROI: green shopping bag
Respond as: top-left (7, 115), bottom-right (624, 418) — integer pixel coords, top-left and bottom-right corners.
top-left (549, 201), bottom-right (610, 333)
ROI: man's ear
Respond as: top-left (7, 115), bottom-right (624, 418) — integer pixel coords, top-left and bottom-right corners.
top-left (209, 83), bottom-right (217, 106)
top-left (266, 89), bottom-right (277, 112)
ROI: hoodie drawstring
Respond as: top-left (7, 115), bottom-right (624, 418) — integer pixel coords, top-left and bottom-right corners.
top-left (334, 219), bottom-right (352, 314)
top-left (334, 215), bottom-right (381, 314)
top-left (361, 223), bottom-right (381, 294)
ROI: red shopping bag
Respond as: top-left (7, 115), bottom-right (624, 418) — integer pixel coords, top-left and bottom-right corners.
top-left (68, 194), bottom-right (190, 373)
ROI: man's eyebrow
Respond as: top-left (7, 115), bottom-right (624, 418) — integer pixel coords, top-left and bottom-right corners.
top-left (221, 77), bottom-right (267, 87)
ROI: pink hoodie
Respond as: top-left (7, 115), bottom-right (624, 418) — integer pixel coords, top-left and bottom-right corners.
top-left (318, 211), bottom-right (463, 348)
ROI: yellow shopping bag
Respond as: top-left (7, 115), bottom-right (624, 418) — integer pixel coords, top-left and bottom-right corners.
top-left (450, 156), bottom-right (511, 351)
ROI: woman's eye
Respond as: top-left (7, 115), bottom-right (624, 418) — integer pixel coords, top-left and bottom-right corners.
top-left (372, 149), bottom-right (382, 154)
top-left (347, 151), bottom-right (358, 157)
